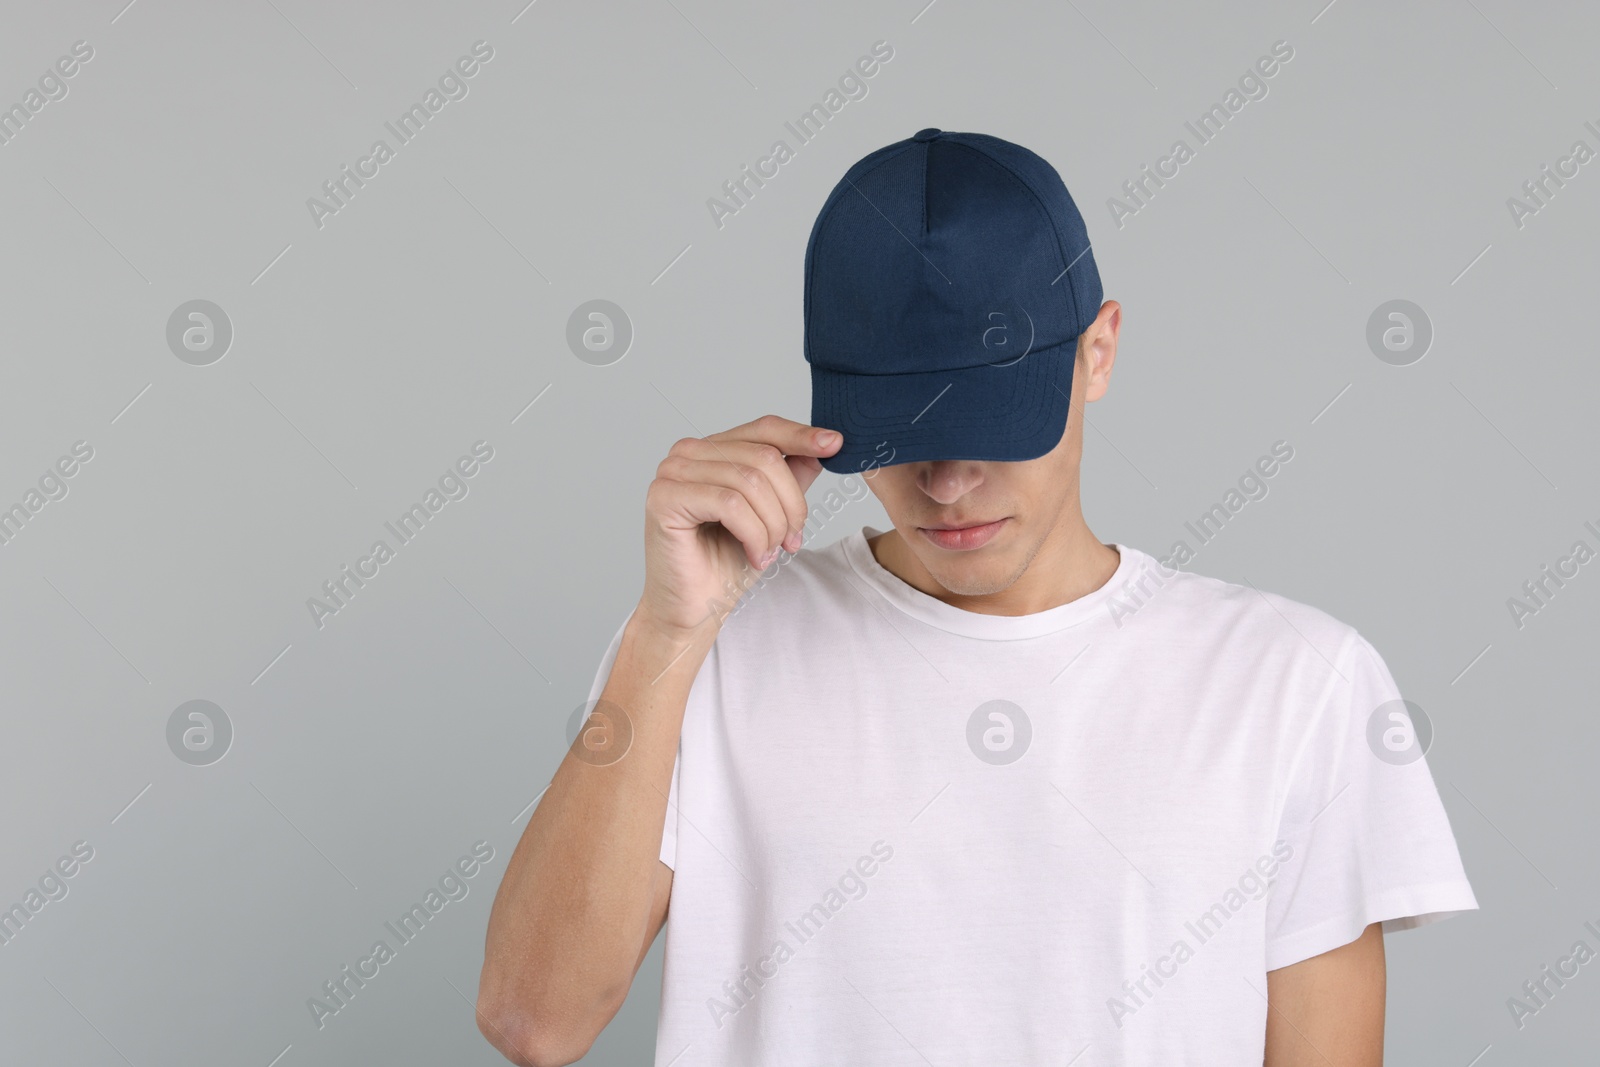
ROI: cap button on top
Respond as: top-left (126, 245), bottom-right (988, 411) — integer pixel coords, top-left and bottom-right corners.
top-left (912, 127), bottom-right (942, 142)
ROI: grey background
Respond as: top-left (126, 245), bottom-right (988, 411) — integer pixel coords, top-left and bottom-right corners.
top-left (0, 0), bottom-right (1595, 1063)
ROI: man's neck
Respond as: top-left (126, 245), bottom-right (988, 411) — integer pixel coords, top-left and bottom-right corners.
top-left (867, 518), bottom-right (1121, 618)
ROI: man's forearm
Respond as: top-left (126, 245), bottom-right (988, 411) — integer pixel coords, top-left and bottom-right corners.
top-left (476, 609), bottom-right (713, 1064)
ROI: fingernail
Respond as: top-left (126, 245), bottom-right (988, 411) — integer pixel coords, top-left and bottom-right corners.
top-left (817, 430), bottom-right (840, 446)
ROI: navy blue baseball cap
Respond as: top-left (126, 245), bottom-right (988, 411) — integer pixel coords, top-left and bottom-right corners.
top-left (805, 128), bottom-right (1102, 475)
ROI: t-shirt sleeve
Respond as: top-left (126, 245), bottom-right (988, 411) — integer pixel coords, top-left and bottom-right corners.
top-left (584, 608), bottom-right (683, 872)
top-left (1264, 630), bottom-right (1479, 971)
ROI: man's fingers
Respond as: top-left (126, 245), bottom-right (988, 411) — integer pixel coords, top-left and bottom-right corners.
top-left (667, 438), bottom-right (818, 552)
top-left (672, 416), bottom-right (847, 555)
top-left (663, 481), bottom-right (774, 570)
top-left (656, 455), bottom-right (789, 560)
top-left (708, 414), bottom-right (843, 460)
top-left (786, 454), bottom-right (826, 499)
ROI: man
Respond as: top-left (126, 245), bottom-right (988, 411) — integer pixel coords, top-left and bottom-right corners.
top-left (477, 129), bottom-right (1477, 1066)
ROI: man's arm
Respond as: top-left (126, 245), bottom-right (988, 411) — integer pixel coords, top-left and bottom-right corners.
top-left (1264, 922), bottom-right (1386, 1066)
top-left (475, 618), bottom-right (702, 1067)
top-left (474, 416), bottom-right (839, 1067)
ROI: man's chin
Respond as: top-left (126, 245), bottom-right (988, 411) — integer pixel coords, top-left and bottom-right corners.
top-left (921, 555), bottom-right (1022, 598)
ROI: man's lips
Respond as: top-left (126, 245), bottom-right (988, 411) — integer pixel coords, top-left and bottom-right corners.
top-left (917, 518), bottom-right (1008, 551)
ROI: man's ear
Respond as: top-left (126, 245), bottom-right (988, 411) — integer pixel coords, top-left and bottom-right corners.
top-left (1079, 300), bottom-right (1120, 403)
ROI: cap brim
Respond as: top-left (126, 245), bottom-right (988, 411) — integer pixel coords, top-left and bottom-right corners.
top-left (810, 337), bottom-right (1076, 475)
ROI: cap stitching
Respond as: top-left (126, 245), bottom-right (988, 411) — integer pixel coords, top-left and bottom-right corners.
top-left (921, 140), bottom-right (930, 238)
top-left (819, 344), bottom-right (1063, 437)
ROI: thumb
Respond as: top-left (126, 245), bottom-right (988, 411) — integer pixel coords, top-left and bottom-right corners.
top-left (786, 453), bottom-right (827, 496)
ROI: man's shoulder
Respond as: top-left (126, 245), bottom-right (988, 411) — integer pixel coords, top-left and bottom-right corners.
top-left (1117, 546), bottom-right (1365, 668)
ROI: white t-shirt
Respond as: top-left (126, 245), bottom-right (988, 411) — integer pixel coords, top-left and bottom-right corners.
top-left (585, 526), bottom-right (1477, 1066)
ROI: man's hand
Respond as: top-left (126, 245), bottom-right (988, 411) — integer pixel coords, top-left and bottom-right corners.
top-left (639, 414), bottom-right (842, 636)
top-left (1264, 922), bottom-right (1386, 1066)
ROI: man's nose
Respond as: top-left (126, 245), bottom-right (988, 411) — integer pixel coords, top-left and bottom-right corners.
top-left (918, 461), bottom-right (985, 504)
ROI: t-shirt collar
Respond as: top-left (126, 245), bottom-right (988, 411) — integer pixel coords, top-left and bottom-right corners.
top-left (841, 524), bottom-right (1142, 640)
